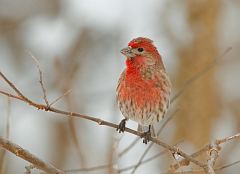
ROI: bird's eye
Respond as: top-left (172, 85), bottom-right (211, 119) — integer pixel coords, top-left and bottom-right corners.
top-left (137, 48), bottom-right (144, 52)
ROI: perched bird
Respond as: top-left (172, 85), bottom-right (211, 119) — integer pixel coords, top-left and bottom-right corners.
top-left (116, 37), bottom-right (171, 144)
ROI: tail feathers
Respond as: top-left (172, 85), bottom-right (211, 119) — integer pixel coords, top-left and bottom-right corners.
top-left (137, 124), bottom-right (143, 132)
top-left (150, 125), bottom-right (156, 137)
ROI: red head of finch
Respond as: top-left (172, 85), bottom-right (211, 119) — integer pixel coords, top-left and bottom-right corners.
top-left (116, 37), bottom-right (171, 143)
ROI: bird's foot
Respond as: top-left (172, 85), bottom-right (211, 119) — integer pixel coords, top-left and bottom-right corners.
top-left (141, 130), bottom-right (151, 144)
top-left (116, 119), bottom-right (127, 133)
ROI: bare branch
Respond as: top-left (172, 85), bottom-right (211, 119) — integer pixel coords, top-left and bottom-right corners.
top-left (216, 133), bottom-right (240, 144)
top-left (171, 159), bottom-right (240, 174)
top-left (27, 50), bottom-right (49, 107)
top-left (0, 70), bottom-right (206, 170)
top-left (0, 137), bottom-right (64, 174)
top-left (49, 89), bottom-right (72, 107)
top-left (170, 132), bottom-right (240, 172)
top-left (0, 47), bottom-right (233, 173)
top-left (207, 142), bottom-right (219, 174)
top-left (216, 159), bottom-right (240, 171)
top-left (49, 139), bottom-right (240, 174)
top-left (0, 72), bottom-right (30, 102)
top-left (0, 90), bottom-right (24, 101)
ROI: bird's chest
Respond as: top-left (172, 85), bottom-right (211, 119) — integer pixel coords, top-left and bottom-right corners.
top-left (118, 72), bottom-right (161, 109)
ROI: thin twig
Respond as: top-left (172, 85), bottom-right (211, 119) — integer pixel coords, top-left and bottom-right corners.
top-left (216, 159), bottom-right (240, 171)
top-left (216, 133), bottom-right (240, 144)
top-left (170, 132), bottom-right (240, 172)
top-left (0, 90), bottom-right (23, 101)
top-left (27, 50), bottom-right (49, 107)
top-left (49, 89), bottom-right (72, 107)
top-left (0, 72), bottom-right (30, 102)
top-left (0, 137), bottom-right (64, 174)
top-left (172, 159), bottom-right (240, 174)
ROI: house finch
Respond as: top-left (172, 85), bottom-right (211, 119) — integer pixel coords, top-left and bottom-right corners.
top-left (116, 37), bottom-right (171, 144)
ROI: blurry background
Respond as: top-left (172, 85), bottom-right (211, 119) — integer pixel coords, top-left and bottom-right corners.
top-left (0, 0), bottom-right (240, 174)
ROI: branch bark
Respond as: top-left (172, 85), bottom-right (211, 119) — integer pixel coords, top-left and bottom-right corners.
top-left (0, 137), bottom-right (64, 174)
top-left (170, 133), bottom-right (240, 172)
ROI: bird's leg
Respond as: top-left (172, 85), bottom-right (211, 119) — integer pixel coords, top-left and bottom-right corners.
top-left (116, 118), bottom-right (128, 133)
top-left (141, 125), bottom-right (152, 144)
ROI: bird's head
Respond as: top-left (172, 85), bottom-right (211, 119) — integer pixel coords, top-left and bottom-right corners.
top-left (121, 37), bottom-right (163, 67)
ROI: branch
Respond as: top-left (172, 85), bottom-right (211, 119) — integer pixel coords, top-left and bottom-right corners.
top-left (0, 70), bottom-right (207, 170)
top-left (0, 137), bottom-right (64, 174)
top-left (216, 133), bottom-right (240, 144)
top-left (207, 142), bottom-right (219, 174)
top-left (27, 50), bottom-right (49, 107)
top-left (65, 142), bottom-right (186, 173)
top-left (0, 47), bottom-right (232, 173)
top-left (119, 108), bottom-right (178, 158)
top-left (169, 133), bottom-right (240, 172)
top-left (49, 89), bottom-right (72, 107)
top-left (128, 109), bottom-right (180, 174)
top-left (172, 159), bottom-right (240, 174)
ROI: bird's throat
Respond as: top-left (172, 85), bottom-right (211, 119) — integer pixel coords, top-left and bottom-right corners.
top-left (125, 59), bottom-right (141, 77)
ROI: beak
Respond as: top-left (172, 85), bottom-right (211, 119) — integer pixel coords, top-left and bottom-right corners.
top-left (120, 47), bottom-right (135, 58)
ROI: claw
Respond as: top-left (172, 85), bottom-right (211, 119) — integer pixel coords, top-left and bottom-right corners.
top-left (141, 125), bottom-right (152, 144)
top-left (116, 119), bottom-right (127, 133)
top-left (141, 131), bottom-right (151, 144)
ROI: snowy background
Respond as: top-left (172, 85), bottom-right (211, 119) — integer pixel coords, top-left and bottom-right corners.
top-left (0, 0), bottom-right (240, 174)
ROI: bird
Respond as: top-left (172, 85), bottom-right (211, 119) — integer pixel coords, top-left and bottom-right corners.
top-left (116, 37), bottom-right (171, 144)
